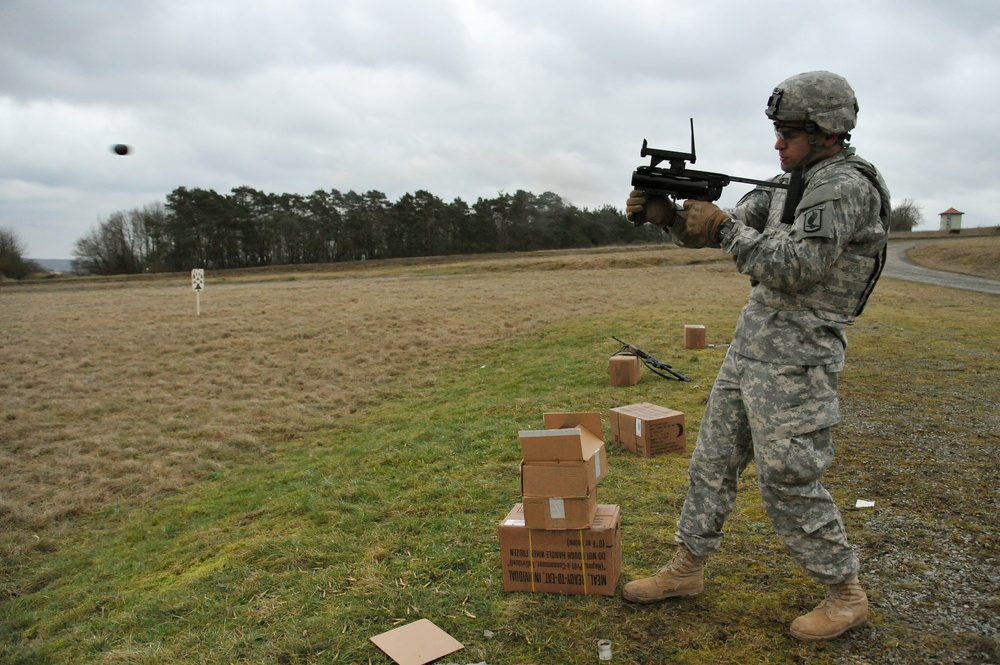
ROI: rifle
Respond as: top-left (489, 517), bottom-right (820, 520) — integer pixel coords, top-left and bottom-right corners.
top-left (630, 119), bottom-right (788, 226)
top-left (612, 336), bottom-right (691, 382)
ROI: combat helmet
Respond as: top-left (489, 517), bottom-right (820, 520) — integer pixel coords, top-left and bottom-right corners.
top-left (766, 71), bottom-right (858, 136)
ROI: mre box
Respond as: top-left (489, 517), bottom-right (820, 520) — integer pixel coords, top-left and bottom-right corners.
top-left (608, 353), bottom-right (641, 386)
top-left (518, 412), bottom-right (608, 529)
top-left (542, 411), bottom-right (604, 440)
top-left (519, 412), bottom-right (606, 467)
top-left (609, 402), bottom-right (686, 457)
top-left (498, 503), bottom-right (622, 596)
top-left (520, 490), bottom-right (598, 531)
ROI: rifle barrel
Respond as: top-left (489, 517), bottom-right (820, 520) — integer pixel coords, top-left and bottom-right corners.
top-left (728, 174), bottom-right (789, 190)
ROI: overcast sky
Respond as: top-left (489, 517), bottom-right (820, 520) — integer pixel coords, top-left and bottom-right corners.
top-left (2, 0), bottom-right (998, 259)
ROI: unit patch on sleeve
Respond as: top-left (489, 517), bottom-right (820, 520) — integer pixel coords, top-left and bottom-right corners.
top-left (799, 204), bottom-right (833, 239)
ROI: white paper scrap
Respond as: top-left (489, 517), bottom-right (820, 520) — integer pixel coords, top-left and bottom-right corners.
top-left (854, 499), bottom-right (875, 508)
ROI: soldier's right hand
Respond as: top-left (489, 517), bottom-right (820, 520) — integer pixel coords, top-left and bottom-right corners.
top-left (626, 189), bottom-right (676, 228)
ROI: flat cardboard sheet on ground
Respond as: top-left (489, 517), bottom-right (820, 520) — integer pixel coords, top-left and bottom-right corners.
top-left (369, 619), bottom-right (464, 665)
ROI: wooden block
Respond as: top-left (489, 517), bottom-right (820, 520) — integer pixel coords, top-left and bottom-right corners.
top-left (608, 353), bottom-right (641, 386)
top-left (684, 325), bottom-right (706, 350)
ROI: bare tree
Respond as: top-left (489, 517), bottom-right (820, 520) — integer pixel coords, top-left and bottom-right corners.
top-left (72, 211), bottom-right (142, 275)
top-left (70, 203), bottom-right (169, 275)
top-left (890, 198), bottom-right (924, 232)
top-left (0, 227), bottom-right (40, 279)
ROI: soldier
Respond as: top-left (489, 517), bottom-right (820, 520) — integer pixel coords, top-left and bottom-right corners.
top-left (622, 71), bottom-right (890, 642)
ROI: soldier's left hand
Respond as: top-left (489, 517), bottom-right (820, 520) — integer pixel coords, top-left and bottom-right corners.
top-left (626, 189), bottom-right (675, 227)
top-left (680, 200), bottom-right (731, 249)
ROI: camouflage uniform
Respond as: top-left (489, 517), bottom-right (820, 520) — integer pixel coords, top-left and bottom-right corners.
top-left (676, 147), bottom-right (890, 585)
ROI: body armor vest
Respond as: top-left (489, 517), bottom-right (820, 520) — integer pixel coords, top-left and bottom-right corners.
top-left (749, 151), bottom-right (891, 322)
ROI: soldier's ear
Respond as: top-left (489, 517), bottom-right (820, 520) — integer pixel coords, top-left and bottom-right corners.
top-left (818, 132), bottom-right (841, 148)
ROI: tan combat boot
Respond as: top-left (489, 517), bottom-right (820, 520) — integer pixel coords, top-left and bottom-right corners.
top-left (622, 545), bottom-right (706, 603)
top-left (789, 574), bottom-right (868, 641)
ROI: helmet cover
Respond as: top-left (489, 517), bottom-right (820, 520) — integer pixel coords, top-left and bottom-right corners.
top-left (766, 71), bottom-right (858, 135)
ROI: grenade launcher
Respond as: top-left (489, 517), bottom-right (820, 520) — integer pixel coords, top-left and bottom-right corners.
top-left (630, 119), bottom-right (788, 226)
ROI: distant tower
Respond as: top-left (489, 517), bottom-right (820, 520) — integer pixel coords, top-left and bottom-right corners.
top-left (939, 207), bottom-right (964, 234)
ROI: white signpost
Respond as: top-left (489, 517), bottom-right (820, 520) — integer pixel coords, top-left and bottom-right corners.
top-left (191, 268), bottom-right (205, 316)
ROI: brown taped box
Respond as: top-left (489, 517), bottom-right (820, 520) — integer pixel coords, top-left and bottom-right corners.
top-left (498, 503), bottom-right (622, 596)
top-left (518, 412), bottom-right (607, 529)
top-left (520, 491), bottom-right (598, 531)
top-left (609, 402), bottom-right (686, 457)
top-left (608, 353), bottom-right (641, 386)
top-left (684, 325), bottom-right (707, 349)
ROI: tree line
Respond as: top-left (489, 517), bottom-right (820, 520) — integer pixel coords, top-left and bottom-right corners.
top-left (3, 189), bottom-right (926, 280)
top-left (69, 186), bottom-right (662, 275)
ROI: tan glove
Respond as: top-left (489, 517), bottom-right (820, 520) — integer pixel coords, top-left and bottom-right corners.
top-left (626, 189), bottom-right (676, 227)
top-left (678, 200), bottom-right (731, 249)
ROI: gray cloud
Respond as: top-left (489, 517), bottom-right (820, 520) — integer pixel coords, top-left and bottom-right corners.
top-left (2, 0), bottom-right (999, 258)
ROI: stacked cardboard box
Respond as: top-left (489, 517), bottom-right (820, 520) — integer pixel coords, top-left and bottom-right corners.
top-left (498, 411), bottom-right (622, 595)
top-left (518, 412), bottom-right (607, 529)
top-left (497, 503), bottom-right (621, 596)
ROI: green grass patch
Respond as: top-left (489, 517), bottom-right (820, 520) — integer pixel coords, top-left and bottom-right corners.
top-left (1, 272), bottom-right (997, 664)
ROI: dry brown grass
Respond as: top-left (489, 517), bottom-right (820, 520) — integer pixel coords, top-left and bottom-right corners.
top-left (0, 245), bottom-right (732, 558)
top-left (906, 235), bottom-right (1000, 280)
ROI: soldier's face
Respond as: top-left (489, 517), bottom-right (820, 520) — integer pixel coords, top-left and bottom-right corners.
top-left (774, 125), bottom-right (841, 172)
top-left (774, 127), bottom-right (811, 172)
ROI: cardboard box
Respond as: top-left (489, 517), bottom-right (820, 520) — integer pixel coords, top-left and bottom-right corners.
top-left (520, 491), bottom-right (598, 531)
top-left (609, 402), bottom-right (686, 457)
top-left (498, 503), bottom-right (622, 596)
top-left (608, 353), bottom-right (641, 386)
top-left (518, 412), bottom-right (607, 529)
top-left (684, 324), bottom-right (707, 349)
top-left (520, 412), bottom-right (606, 463)
top-left (542, 411), bottom-right (604, 439)
top-left (521, 458), bottom-right (602, 499)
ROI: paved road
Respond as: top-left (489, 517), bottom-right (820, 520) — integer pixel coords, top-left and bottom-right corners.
top-left (882, 239), bottom-right (1000, 295)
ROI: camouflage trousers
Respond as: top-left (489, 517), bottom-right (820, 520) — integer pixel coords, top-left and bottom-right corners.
top-left (676, 350), bottom-right (859, 585)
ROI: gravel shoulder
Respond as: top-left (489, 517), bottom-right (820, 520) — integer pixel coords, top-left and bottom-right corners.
top-left (819, 249), bottom-right (1000, 664)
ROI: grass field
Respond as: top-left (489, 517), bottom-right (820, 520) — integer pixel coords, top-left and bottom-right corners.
top-left (906, 234), bottom-right (1000, 280)
top-left (1, 242), bottom-right (997, 664)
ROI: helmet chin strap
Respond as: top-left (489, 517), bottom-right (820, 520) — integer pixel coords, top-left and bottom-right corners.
top-left (804, 124), bottom-right (825, 163)
top-left (803, 123), bottom-right (842, 167)
top-left (781, 124), bottom-right (843, 225)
